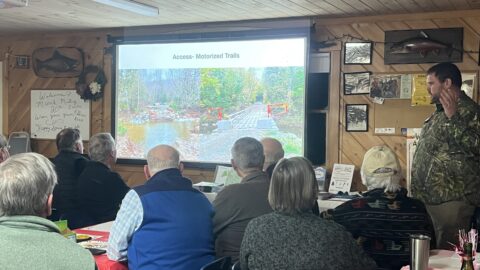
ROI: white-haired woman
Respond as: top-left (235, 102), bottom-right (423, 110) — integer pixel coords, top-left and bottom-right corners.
top-left (240, 157), bottom-right (376, 270)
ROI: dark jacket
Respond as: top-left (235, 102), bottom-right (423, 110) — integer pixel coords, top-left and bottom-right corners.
top-left (77, 160), bottom-right (130, 226)
top-left (52, 150), bottom-right (88, 214)
top-left (212, 170), bottom-right (272, 261)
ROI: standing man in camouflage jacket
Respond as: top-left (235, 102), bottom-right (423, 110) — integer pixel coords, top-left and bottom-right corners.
top-left (411, 62), bottom-right (480, 249)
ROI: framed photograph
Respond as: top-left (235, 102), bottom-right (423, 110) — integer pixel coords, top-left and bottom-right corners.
top-left (344, 42), bottom-right (372, 65)
top-left (345, 104), bottom-right (368, 132)
top-left (344, 72), bottom-right (371, 95)
top-left (15, 55), bottom-right (30, 69)
top-left (370, 74), bottom-right (412, 99)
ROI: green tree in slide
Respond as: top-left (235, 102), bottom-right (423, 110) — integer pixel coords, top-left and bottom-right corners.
top-left (199, 68), bottom-right (261, 113)
top-left (118, 69), bottom-right (148, 114)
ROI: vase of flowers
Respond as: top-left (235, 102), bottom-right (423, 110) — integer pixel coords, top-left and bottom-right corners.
top-left (453, 228), bottom-right (478, 268)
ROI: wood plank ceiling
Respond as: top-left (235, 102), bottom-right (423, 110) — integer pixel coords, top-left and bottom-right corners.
top-left (0, 0), bottom-right (480, 35)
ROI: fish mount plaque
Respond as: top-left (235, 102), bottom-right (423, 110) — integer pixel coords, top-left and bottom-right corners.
top-left (32, 47), bottom-right (84, 78)
top-left (384, 28), bottom-right (463, 65)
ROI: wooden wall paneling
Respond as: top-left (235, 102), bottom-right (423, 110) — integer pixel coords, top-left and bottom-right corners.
top-left (318, 11), bottom-right (480, 191)
top-left (102, 49), bottom-right (113, 133)
top-left (115, 164), bottom-right (146, 188)
top-left (377, 21), bottom-right (411, 32)
top-left (403, 20), bottom-right (437, 29)
top-left (326, 50), bottom-right (341, 171)
top-left (3, 32), bottom-right (111, 159)
top-left (340, 132), bottom-right (367, 165)
top-left (451, 0), bottom-right (472, 9)
top-left (430, 0), bottom-right (457, 9)
top-left (116, 163), bottom-right (216, 188)
top-left (463, 17), bottom-right (480, 36)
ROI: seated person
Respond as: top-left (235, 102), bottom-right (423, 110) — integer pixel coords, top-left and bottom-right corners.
top-left (260, 137), bottom-right (320, 215)
top-left (107, 145), bottom-right (214, 270)
top-left (322, 146), bottom-right (434, 270)
top-left (260, 137), bottom-right (284, 178)
top-left (52, 128), bottom-right (88, 225)
top-left (77, 133), bottom-right (130, 226)
top-left (213, 137), bottom-right (272, 261)
top-left (0, 153), bottom-right (95, 270)
top-left (240, 157), bottom-right (376, 270)
top-left (0, 134), bottom-right (10, 163)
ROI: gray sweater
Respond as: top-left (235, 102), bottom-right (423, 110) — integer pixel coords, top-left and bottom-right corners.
top-left (0, 215), bottom-right (96, 270)
top-left (240, 212), bottom-right (377, 270)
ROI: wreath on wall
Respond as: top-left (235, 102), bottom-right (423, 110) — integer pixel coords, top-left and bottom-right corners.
top-left (75, 65), bottom-right (107, 101)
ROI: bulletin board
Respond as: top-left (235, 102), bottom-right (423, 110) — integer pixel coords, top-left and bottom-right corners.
top-left (374, 99), bottom-right (434, 135)
top-left (31, 90), bottom-right (90, 139)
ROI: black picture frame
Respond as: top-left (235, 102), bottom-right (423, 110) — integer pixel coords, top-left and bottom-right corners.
top-left (344, 42), bottom-right (372, 65)
top-left (344, 72), bottom-right (371, 95)
top-left (345, 104), bottom-right (368, 132)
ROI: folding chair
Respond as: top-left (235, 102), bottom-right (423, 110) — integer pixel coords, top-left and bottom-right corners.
top-left (8, 131), bottom-right (31, 155)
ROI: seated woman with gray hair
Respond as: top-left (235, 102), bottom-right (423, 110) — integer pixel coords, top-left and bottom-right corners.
top-left (239, 157), bottom-right (376, 270)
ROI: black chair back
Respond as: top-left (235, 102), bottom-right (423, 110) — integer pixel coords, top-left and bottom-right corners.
top-left (200, 256), bottom-right (232, 270)
top-left (231, 260), bottom-right (241, 270)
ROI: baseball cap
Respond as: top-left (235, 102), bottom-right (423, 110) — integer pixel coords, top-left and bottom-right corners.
top-left (361, 145), bottom-right (400, 179)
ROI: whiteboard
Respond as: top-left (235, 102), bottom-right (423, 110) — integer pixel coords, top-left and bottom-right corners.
top-left (31, 90), bottom-right (90, 139)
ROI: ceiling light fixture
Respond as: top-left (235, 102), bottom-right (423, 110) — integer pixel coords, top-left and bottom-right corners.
top-left (0, 0), bottom-right (28, 9)
top-left (93, 0), bottom-right (159, 17)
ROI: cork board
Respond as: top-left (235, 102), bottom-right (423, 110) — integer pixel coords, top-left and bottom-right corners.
top-left (374, 99), bottom-right (434, 135)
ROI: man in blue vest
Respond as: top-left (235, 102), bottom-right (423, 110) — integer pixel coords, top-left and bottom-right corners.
top-left (107, 145), bottom-right (215, 270)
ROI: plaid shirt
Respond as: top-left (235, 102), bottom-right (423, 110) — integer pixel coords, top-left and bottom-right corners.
top-left (107, 190), bottom-right (143, 261)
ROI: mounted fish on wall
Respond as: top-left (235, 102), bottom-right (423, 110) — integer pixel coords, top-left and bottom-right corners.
top-left (32, 47), bottom-right (84, 78)
top-left (384, 28), bottom-right (463, 64)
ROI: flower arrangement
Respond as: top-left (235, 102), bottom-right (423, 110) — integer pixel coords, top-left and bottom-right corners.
top-left (452, 228), bottom-right (477, 258)
top-left (75, 65), bottom-right (107, 101)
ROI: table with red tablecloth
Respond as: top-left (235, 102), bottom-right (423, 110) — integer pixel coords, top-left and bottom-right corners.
top-left (75, 223), bottom-right (128, 270)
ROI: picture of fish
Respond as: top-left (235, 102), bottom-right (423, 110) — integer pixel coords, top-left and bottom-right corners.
top-left (32, 47), bottom-right (84, 78)
top-left (389, 36), bottom-right (452, 57)
top-left (384, 28), bottom-right (462, 64)
top-left (35, 50), bottom-right (78, 73)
